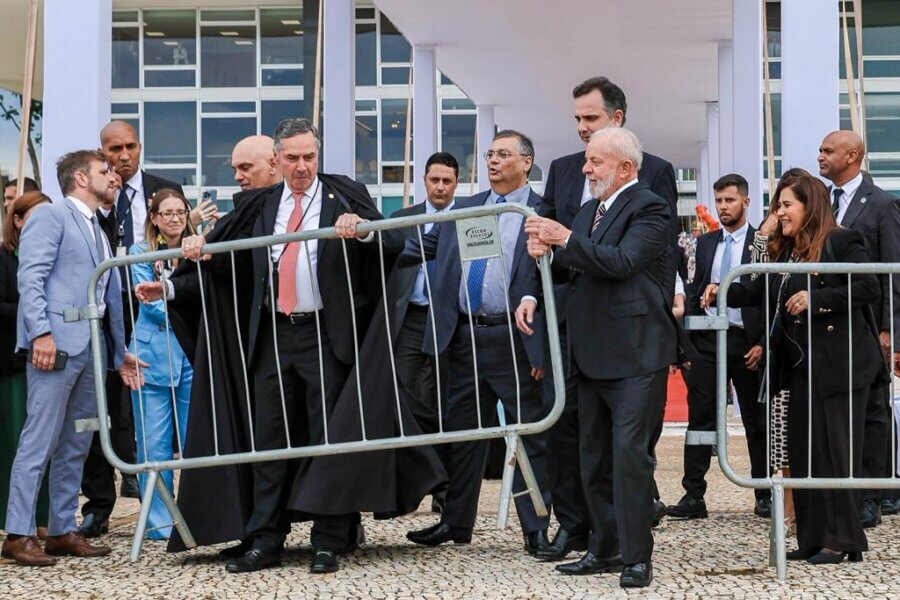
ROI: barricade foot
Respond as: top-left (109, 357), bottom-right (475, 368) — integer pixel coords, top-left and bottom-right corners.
top-left (130, 470), bottom-right (158, 562)
top-left (154, 473), bottom-right (196, 549)
top-left (496, 433), bottom-right (549, 529)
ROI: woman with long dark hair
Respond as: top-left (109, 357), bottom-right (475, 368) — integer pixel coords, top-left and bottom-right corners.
top-left (704, 169), bottom-right (887, 564)
top-left (1, 191), bottom-right (52, 535)
top-left (128, 188), bottom-right (195, 540)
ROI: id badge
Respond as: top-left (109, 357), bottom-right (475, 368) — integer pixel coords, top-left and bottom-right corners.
top-left (116, 246), bottom-right (127, 258)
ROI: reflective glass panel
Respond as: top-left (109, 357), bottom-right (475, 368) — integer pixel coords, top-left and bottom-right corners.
top-left (380, 14), bottom-right (411, 63)
top-left (355, 115), bottom-right (378, 184)
top-left (144, 102), bottom-right (197, 164)
top-left (356, 21), bottom-right (376, 85)
top-left (144, 10), bottom-right (197, 66)
top-left (441, 114), bottom-right (476, 183)
top-left (202, 117), bottom-right (257, 186)
top-left (381, 99), bottom-right (409, 162)
top-left (864, 93), bottom-right (900, 153)
top-left (112, 27), bottom-right (139, 89)
top-left (381, 195), bottom-right (404, 217)
top-left (145, 70), bottom-right (196, 88)
top-left (260, 8), bottom-right (303, 65)
top-left (201, 25), bottom-right (256, 87)
top-left (262, 68), bottom-right (303, 87)
top-left (262, 100), bottom-right (302, 138)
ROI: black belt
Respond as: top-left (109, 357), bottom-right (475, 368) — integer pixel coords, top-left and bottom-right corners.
top-left (461, 312), bottom-right (513, 327)
top-left (274, 310), bottom-right (322, 325)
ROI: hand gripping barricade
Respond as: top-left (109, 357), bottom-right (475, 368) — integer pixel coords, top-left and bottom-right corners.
top-left (84, 203), bottom-right (565, 561)
top-left (686, 261), bottom-right (900, 581)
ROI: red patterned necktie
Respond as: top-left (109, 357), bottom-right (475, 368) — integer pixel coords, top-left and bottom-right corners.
top-left (277, 194), bottom-right (304, 314)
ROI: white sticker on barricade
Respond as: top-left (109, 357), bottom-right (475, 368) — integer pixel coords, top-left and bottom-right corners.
top-left (456, 215), bottom-right (501, 262)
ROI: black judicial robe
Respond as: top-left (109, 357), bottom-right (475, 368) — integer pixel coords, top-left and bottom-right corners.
top-left (166, 175), bottom-right (446, 552)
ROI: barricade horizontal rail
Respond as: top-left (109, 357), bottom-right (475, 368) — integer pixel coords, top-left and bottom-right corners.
top-left (704, 261), bottom-right (900, 581)
top-left (85, 203), bottom-right (565, 560)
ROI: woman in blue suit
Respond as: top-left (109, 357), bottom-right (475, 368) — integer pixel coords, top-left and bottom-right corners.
top-left (129, 188), bottom-right (195, 540)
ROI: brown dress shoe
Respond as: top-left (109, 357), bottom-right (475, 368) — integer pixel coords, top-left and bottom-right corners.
top-left (1, 536), bottom-right (58, 567)
top-left (44, 531), bottom-right (111, 557)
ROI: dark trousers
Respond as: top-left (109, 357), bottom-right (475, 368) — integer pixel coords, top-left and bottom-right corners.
top-left (81, 372), bottom-right (137, 517)
top-left (441, 320), bottom-right (550, 535)
top-left (789, 370), bottom-right (868, 553)
top-left (542, 323), bottom-right (590, 535)
top-left (395, 305), bottom-right (449, 477)
top-left (579, 368), bottom-right (667, 564)
top-left (860, 382), bottom-right (898, 503)
top-left (682, 329), bottom-right (769, 501)
top-left (245, 316), bottom-right (357, 552)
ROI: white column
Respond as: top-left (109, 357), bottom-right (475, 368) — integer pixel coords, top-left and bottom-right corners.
top-left (41, 0), bottom-right (112, 200)
top-left (413, 45), bottom-right (437, 205)
top-left (322, 0), bottom-right (355, 176)
top-left (781, 0), bottom-right (839, 176)
top-left (476, 105), bottom-right (495, 191)
top-left (717, 40), bottom-right (734, 175)
top-left (707, 102), bottom-right (720, 188)
top-left (732, 0), bottom-right (764, 224)
top-left (699, 143), bottom-right (710, 211)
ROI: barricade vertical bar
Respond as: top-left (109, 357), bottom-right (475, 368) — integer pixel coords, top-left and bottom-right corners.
top-left (196, 261), bottom-right (221, 455)
top-left (304, 240), bottom-right (330, 445)
top-left (265, 254), bottom-right (292, 448)
top-left (416, 226), bottom-right (444, 433)
top-left (124, 260), bottom-right (149, 465)
top-left (376, 231), bottom-right (404, 437)
top-left (130, 470), bottom-right (158, 562)
top-left (230, 251), bottom-right (255, 452)
top-left (158, 269), bottom-right (183, 457)
top-left (461, 253), bottom-right (483, 431)
top-left (496, 433), bottom-right (517, 528)
top-left (773, 481), bottom-right (786, 580)
top-left (807, 273), bottom-right (813, 481)
top-left (494, 234), bottom-right (522, 425)
top-left (891, 273), bottom-right (896, 482)
top-left (847, 274), bottom-right (854, 476)
top-left (340, 239), bottom-right (367, 440)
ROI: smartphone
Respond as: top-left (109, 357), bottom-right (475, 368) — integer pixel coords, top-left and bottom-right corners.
top-left (22, 348), bottom-right (69, 370)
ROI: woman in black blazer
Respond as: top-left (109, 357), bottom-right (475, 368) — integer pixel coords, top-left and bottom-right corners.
top-left (0, 191), bottom-right (51, 533)
top-left (704, 170), bottom-right (887, 564)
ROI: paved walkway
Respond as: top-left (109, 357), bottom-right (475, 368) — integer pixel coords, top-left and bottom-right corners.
top-left (2, 432), bottom-right (899, 599)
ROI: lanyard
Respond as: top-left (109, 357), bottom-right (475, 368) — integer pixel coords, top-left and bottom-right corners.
top-left (116, 186), bottom-right (135, 245)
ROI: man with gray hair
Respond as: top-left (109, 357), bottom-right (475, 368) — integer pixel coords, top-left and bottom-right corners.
top-left (523, 127), bottom-right (692, 588)
top-left (136, 118), bottom-right (441, 574)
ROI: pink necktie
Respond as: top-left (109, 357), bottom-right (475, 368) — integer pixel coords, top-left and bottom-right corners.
top-left (277, 195), bottom-right (304, 314)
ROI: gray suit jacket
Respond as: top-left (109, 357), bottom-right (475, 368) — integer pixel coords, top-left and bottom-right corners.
top-left (16, 198), bottom-right (126, 368)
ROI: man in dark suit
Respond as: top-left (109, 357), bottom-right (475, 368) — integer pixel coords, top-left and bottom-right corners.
top-left (667, 173), bottom-right (770, 519)
top-left (404, 130), bottom-right (551, 555)
top-left (819, 129), bottom-right (900, 525)
top-left (536, 77), bottom-right (679, 560)
top-left (525, 127), bottom-right (688, 588)
top-left (78, 120), bottom-right (194, 538)
top-left (148, 118), bottom-right (402, 574)
top-left (389, 152), bottom-right (458, 504)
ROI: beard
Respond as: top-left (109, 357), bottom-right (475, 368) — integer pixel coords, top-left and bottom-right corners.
top-left (589, 172), bottom-right (616, 200)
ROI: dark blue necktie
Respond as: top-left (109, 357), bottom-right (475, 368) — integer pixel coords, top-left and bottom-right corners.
top-left (465, 195), bottom-right (504, 312)
top-left (116, 186), bottom-right (134, 249)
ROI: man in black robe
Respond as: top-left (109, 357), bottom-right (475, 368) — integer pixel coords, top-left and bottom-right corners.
top-left (137, 118), bottom-right (445, 574)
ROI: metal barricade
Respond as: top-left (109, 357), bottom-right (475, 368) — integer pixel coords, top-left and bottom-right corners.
top-left (691, 261), bottom-right (900, 581)
top-left (84, 203), bottom-right (565, 561)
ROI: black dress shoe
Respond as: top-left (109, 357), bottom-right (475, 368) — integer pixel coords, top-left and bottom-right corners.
top-left (807, 549), bottom-right (863, 564)
top-left (858, 499), bottom-right (882, 528)
top-left (120, 474), bottom-right (141, 499)
top-left (754, 497), bottom-right (772, 518)
top-left (535, 529), bottom-right (589, 561)
top-left (666, 495), bottom-right (708, 519)
top-left (225, 548), bottom-right (282, 573)
top-left (881, 497), bottom-right (900, 516)
top-left (620, 561), bottom-right (653, 588)
top-left (218, 539), bottom-right (253, 559)
top-left (555, 552), bottom-right (624, 575)
top-left (523, 529), bottom-right (550, 556)
top-left (309, 548), bottom-right (339, 574)
top-left (78, 513), bottom-right (110, 538)
top-left (406, 522), bottom-right (472, 546)
top-left (786, 547), bottom-right (818, 561)
top-left (651, 500), bottom-right (667, 527)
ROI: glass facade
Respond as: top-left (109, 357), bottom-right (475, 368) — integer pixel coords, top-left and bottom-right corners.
top-left (110, 2), bottom-right (479, 209)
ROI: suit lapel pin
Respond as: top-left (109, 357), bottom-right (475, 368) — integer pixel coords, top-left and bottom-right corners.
top-left (328, 193), bottom-right (335, 199)
top-left (860, 197), bottom-right (867, 204)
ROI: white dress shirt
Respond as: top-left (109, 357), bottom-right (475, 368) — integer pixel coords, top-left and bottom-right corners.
top-left (68, 196), bottom-right (110, 316)
top-left (831, 172), bottom-right (863, 225)
top-left (706, 221), bottom-right (749, 328)
top-left (124, 170), bottom-right (147, 245)
top-left (561, 178), bottom-right (638, 248)
top-left (271, 177), bottom-right (324, 313)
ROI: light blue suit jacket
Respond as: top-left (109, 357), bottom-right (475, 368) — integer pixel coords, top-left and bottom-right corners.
top-left (128, 242), bottom-right (189, 386)
top-left (16, 198), bottom-right (126, 368)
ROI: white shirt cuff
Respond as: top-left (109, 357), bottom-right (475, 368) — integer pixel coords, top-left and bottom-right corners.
top-left (165, 280), bottom-right (175, 300)
top-left (521, 295), bottom-right (538, 306)
top-left (359, 231), bottom-right (375, 243)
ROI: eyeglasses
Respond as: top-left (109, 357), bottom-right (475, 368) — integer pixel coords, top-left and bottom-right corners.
top-left (157, 209), bottom-right (188, 221)
top-left (483, 150), bottom-right (520, 161)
